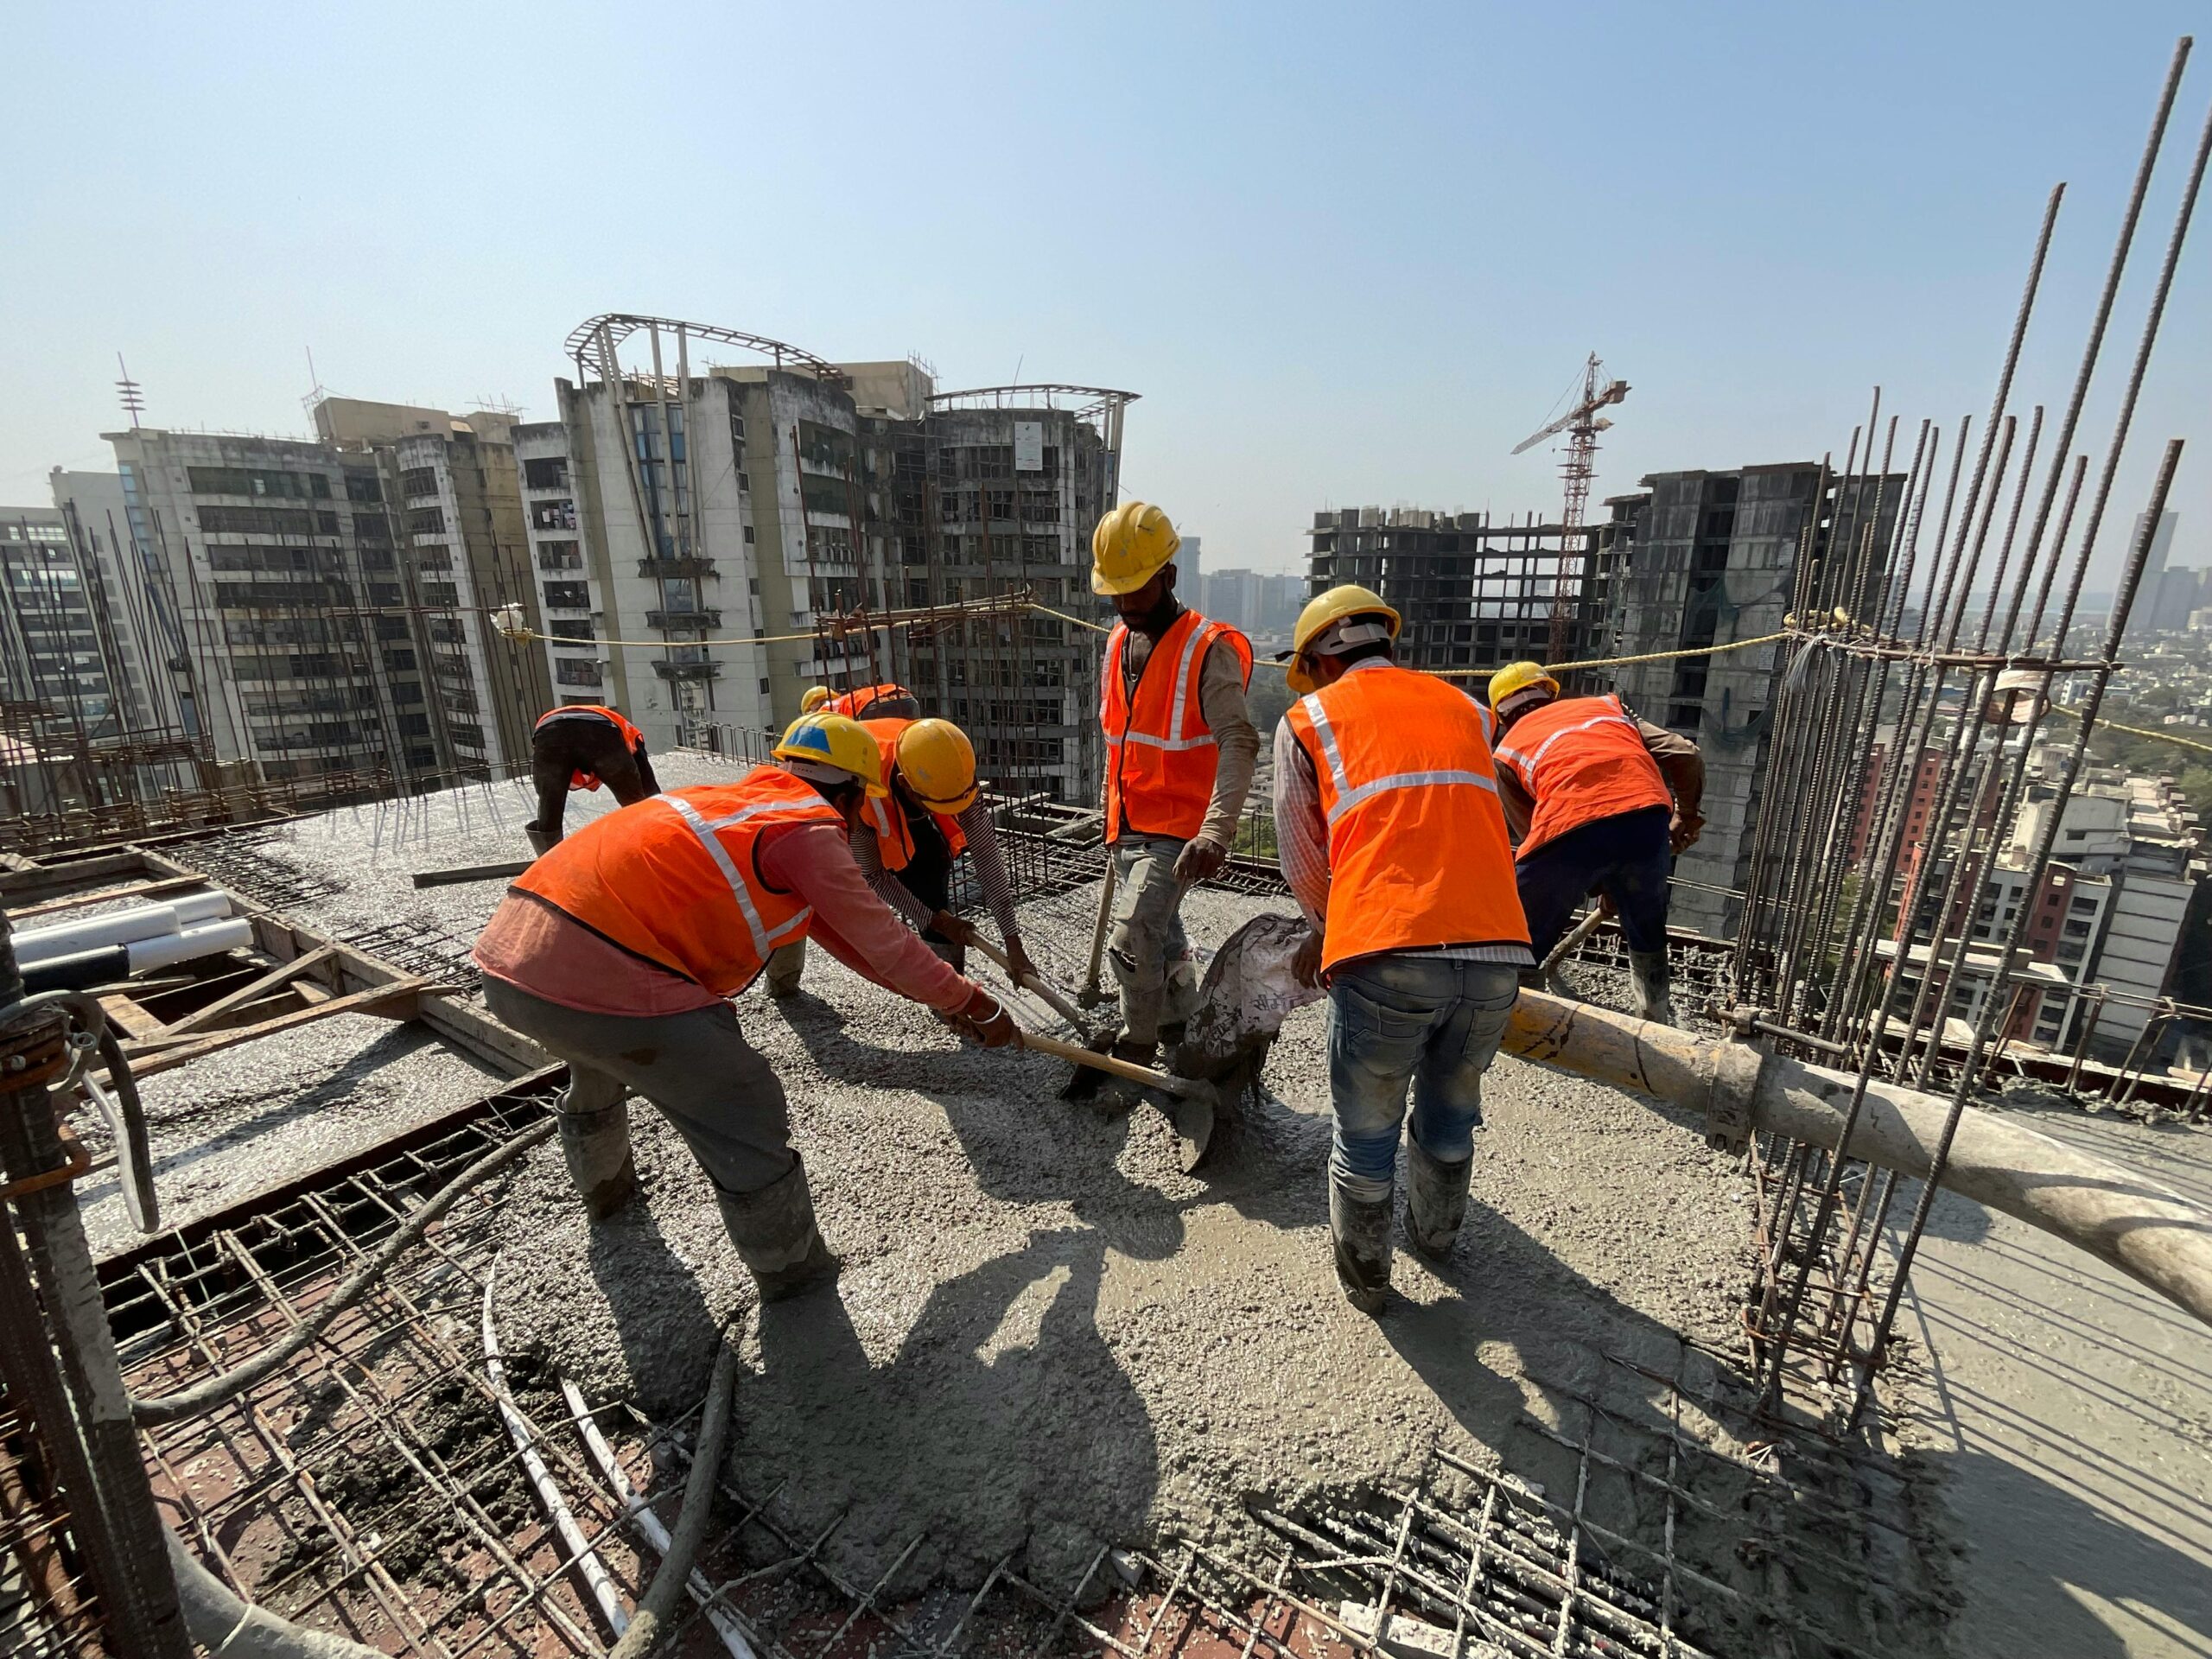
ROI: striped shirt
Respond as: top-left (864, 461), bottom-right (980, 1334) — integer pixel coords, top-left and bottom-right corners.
top-left (852, 798), bottom-right (1021, 946)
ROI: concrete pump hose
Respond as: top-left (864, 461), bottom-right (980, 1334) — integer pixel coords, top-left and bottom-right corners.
top-left (1770, 1057), bottom-right (2212, 1328)
top-left (166, 1529), bottom-right (386, 1658)
top-left (131, 1117), bottom-right (556, 1426)
top-left (607, 1324), bottom-right (741, 1659)
top-left (1499, 989), bottom-right (2212, 1330)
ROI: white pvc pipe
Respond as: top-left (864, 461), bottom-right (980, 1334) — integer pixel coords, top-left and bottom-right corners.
top-left (561, 1375), bottom-right (757, 1659)
top-left (15, 893), bottom-right (232, 966)
top-left (124, 918), bottom-right (254, 974)
top-left (483, 1271), bottom-right (629, 1640)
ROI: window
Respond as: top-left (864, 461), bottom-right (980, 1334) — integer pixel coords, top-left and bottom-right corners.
top-left (542, 581), bottom-right (591, 610)
top-left (400, 467), bottom-right (439, 499)
top-left (537, 542), bottom-right (582, 571)
top-left (523, 456), bottom-right (569, 490)
top-left (406, 506), bottom-right (446, 536)
top-left (556, 658), bottom-right (604, 687)
top-left (531, 500), bottom-right (577, 531)
top-left (188, 467), bottom-right (331, 499)
top-left (345, 472), bottom-right (382, 503)
top-left (550, 619), bottom-right (595, 643)
top-left (418, 582), bottom-right (460, 607)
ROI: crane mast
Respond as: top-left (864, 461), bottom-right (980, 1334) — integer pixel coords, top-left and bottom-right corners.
top-left (1513, 354), bottom-right (1630, 658)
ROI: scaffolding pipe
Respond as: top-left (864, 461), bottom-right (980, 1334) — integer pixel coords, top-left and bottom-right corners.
top-left (1501, 989), bottom-right (2212, 1329)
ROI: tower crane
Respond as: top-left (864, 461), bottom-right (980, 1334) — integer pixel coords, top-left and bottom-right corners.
top-left (1513, 354), bottom-right (1629, 658)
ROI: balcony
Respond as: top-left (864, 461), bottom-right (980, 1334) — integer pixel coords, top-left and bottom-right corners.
top-left (652, 659), bottom-right (722, 681)
top-left (646, 609), bottom-right (722, 631)
top-left (638, 557), bottom-right (718, 581)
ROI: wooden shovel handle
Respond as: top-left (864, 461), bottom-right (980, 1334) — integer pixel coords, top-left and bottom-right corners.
top-left (964, 934), bottom-right (1088, 1029)
top-left (1015, 1028), bottom-right (1216, 1103)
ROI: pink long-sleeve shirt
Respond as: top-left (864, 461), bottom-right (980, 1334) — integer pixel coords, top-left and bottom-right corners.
top-left (473, 820), bottom-right (975, 1016)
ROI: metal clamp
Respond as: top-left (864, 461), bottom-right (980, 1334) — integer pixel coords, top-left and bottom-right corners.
top-left (0, 1120), bottom-right (91, 1202)
top-left (1706, 1039), bottom-right (1769, 1154)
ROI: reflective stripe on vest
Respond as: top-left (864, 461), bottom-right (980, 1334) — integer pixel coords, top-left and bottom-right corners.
top-left (1491, 694), bottom-right (1672, 858)
top-left (1286, 664), bottom-right (1526, 973)
top-left (1100, 609), bottom-right (1254, 843)
top-left (512, 766), bottom-right (842, 995)
top-left (1298, 693), bottom-right (1498, 825)
top-left (859, 716), bottom-right (968, 873)
top-left (653, 792), bottom-right (817, 960)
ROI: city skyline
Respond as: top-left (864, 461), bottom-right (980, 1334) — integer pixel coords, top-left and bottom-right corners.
top-left (6, 3), bottom-right (2208, 581)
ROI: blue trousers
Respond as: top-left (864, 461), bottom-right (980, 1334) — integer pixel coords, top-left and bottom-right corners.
top-left (1327, 955), bottom-right (1521, 1203)
top-left (1515, 804), bottom-right (1674, 959)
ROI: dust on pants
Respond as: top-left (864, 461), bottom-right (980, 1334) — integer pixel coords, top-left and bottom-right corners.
top-left (482, 976), bottom-right (794, 1196)
top-left (1107, 835), bottom-right (1200, 1046)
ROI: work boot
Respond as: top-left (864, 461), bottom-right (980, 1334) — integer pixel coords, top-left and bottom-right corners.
top-left (766, 939), bottom-right (807, 999)
top-left (525, 825), bottom-right (557, 857)
top-left (716, 1154), bottom-right (841, 1302)
top-left (1329, 1179), bottom-right (1393, 1315)
top-left (559, 1098), bottom-right (638, 1220)
top-left (1630, 950), bottom-right (1676, 1027)
top-left (1404, 1142), bottom-right (1472, 1260)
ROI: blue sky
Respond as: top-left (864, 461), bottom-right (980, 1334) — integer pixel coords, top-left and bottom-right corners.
top-left (3, 3), bottom-right (2205, 582)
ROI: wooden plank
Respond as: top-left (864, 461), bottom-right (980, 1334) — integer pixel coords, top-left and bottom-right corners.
top-left (411, 860), bottom-right (531, 889)
top-left (96, 995), bottom-right (164, 1040)
top-left (149, 944), bottom-right (338, 1041)
top-left (5, 874), bottom-right (213, 923)
top-left (117, 977), bottom-right (439, 1080)
top-left (0, 851), bottom-right (162, 900)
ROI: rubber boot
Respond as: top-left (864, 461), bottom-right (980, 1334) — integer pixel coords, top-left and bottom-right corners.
top-left (559, 1098), bottom-right (638, 1220)
top-left (525, 825), bottom-right (557, 857)
top-left (716, 1154), bottom-right (841, 1302)
top-left (1404, 1141), bottom-right (1472, 1260)
top-left (1329, 1179), bottom-right (1393, 1315)
top-left (1630, 950), bottom-right (1676, 1027)
top-left (766, 939), bottom-right (807, 998)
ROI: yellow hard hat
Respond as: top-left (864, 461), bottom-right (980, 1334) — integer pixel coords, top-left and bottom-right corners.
top-left (774, 712), bottom-right (888, 797)
top-left (1278, 584), bottom-right (1402, 696)
top-left (1090, 500), bottom-right (1180, 595)
top-left (800, 685), bottom-right (831, 715)
top-left (895, 717), bottom-right (978, 815)
top-left (1488, 660), bottom-right (1560, 713)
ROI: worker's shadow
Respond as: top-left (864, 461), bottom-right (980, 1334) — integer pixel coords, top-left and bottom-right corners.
top-left (746, 1223), bottom-right (1150, 1601)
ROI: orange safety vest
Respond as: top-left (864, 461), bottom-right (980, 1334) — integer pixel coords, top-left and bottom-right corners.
top-left (537, 704), bottom-right (646, 792)
top-left (824, 682), bottom-right (915, 720)
top-left (1100, 609), bottom-right (1254, 844)
top-left (512, 766), bottom-right (843, 995)
top-left (1285, 664), bottom-right (1527, 974)
top-left (860, 715), bottom-right (969, 873)
top-left (1491, 693), bottom-right (1672, 859)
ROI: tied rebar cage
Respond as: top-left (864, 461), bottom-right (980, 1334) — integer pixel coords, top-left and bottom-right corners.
top-left (1728, 38), bottom-right (2210, 1427)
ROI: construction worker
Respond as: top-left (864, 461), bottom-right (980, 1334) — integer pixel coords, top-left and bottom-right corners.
top-left (473, 713), bottom-right (1017, 1302)
top-left (524, 703), bottom-right (658, 855)
top-left (1274, 587), bottom-right (1531, 1313)
top-left (766, 715), bottom-right (1038, 995)
top-left (802, 682), bottom-right (920, 721)
top-left (1092, 501), bottom-right (1256, 1093)
top-left (1486, 662), bottom-right (1705, 1027)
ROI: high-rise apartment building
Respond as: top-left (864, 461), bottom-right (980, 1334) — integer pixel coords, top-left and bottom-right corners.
top-left (105, 428), bottom-right (433, 785)
top-left (1599, 465), bottom-right (1905, 938)
top-left (543, 319), bottom-right (1131, 803)
top-left (106, 403), bottom-right (552, 792)
top-left (1304, 508), bottom-right (1610, 672)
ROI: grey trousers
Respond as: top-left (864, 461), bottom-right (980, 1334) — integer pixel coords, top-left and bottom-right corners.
top-left (483, 976), bottom-right (795, 1196)
top-left (1108, 835), bottom-right (1201, 1046)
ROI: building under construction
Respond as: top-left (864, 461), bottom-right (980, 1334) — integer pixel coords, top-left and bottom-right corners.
top-left (3, 41), bottom-right (2211, 1659)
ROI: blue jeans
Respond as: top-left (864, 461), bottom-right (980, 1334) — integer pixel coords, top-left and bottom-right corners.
top-left (1326, 955), bottom-right (1521, 1202)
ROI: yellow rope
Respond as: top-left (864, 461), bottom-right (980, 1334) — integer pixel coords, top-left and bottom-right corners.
top-left (2048, 702), bottom-right (2212, 757)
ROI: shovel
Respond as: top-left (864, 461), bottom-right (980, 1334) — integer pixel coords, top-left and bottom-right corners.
top-left (964, 936), bottom-right (1221, 1173)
